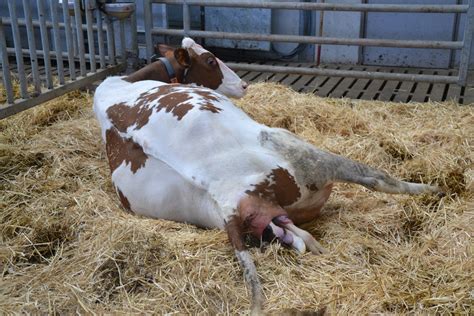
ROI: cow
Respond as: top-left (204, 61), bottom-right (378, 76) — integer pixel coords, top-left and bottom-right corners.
top-left (93, 37), bottom-right (441, 314)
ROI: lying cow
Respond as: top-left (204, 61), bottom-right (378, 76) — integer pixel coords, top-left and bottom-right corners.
top-left (94, 38), bottom-right (441, 314)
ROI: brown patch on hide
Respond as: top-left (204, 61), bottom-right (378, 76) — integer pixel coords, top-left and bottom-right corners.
top-left (194, 90), bottom-right (220, 102)
top-left (106, 101), bottom-right (153, 133)
top-left (156, 91), bottom-right (194, 120)
top-left (199, 102), bottom-right (222, 113)
top-left (225, 215), bottom-right (245, 251)
top-left (117, 188), bottom-right (132, 213)
top-left (246, 167), bottom-right (301, 207)
top-left (195, 90), bottom-right (222, 113)
top-left (105, 128), bottom-right (148, 174)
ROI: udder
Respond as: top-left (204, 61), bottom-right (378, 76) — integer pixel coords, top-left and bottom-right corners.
top-left (285, 183), bottom-right (333, 225)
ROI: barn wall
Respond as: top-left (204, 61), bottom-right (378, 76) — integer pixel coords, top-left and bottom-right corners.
top-left (0, 1), bottom-right (472, 69)
top-left (319, 0), bottom-right (363, 64)
top-left (362, 0), bottom-right (457, 68)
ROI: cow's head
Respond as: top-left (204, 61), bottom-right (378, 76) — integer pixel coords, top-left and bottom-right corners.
top-left (157, 37), bottom-right (247, 98)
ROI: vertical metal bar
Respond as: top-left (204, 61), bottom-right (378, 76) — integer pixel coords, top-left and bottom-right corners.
top-left (50, 0), bottom-right (65, 84)
top-left (8, 0), bottom-right (29, 98)
top-left (74, 0), bottom-right (87, 76)
top-left (96, 8), bottom-right (106, 68)
top-left (71, 14), bottom-right (78, 56)
top-left (450, 0), bottom-right (462, 68)
top-left (37, 0), bottom-right (54, 89)
top-left (130, 3), bottom-right (138, 65)
top-left (458, 0), bottom-right (474, 85)
top-left (23, 0), bottom-right (42, 94)
top-left (0, 19), bottom-right (14, 104)
top-left (119, 19), bottom-right (126, 62)
top-left (183, 0), bottom-right (190, 35)
top-left (62, 0), bottom-right (76, 80)
top-left (144, 0), bottom-right (153, 63)
top-left (317, 7), bottom-right (324, 66)
top-left (84, 0), bottom-right (96, 72)
top-left (105, 16), bottom-right (116, 65)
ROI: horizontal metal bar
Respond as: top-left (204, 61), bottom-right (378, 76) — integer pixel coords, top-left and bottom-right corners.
top-left (153, 0), bottom-right (469, 13)
top-left (2, 17), bottom-right (107, 32)
top-left (6, 47), bottom-right (110, 62)
top-left (225, 63), bottom-right (460, 84)
top-left (0, 63), bottom-right (126, 119)
top-left (152, 28), bottom-right (464, 49)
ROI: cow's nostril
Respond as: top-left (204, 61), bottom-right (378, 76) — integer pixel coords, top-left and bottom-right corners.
top-left (242, 81), bottom-right (248, 89)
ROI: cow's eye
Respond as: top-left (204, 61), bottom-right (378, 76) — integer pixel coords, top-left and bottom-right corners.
top-left (207, 57), bottom-right (217, 66)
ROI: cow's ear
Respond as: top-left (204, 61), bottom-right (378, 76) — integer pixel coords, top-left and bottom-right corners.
top-left (174, 48), bottom-right (191, 68)
top-left (155, 44), bottom-right (174, 57)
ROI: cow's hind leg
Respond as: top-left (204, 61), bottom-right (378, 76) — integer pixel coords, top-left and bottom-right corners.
top-left (338, 163), bottom-right (442, 195)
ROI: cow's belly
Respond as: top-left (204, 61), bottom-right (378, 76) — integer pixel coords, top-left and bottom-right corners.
top-left (285, 183), bottom-right (333, 225)
top-left (111, 157), bottom-right (223, 229)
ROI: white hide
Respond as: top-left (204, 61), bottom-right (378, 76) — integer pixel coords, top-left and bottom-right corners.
top-left (94, 77), bottom-right (316, 229)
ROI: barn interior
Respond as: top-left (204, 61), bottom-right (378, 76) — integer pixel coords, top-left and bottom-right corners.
top-left (0, 0), bottom-right (473, 314)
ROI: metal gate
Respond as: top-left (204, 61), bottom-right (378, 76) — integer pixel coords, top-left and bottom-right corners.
top-left (144, 0), bottom-right (473, 86)
top-left (2, 1), bottom-right (474, 119)
top-left (0, 0), bottom-right (137, 119)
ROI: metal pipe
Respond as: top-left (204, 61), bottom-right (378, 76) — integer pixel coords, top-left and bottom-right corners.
top-left (152, 0), bottom-right (469, 13)
top-left (105, 16), bottom-right (116, 65)
top-left (225, 63), bottom-right (460, 84)
top-left (2, 17), bottom-right (107, 32)
top-left (50, 0), bottom-right (65, 84)
top-left (152, 28), bottom-right (464, 50)
top-left (85, 0), bottom-right (97, 72)
top-left (37, 0), bottom-right (54, 89)
top-left (71, 13), bottom-right (78, 56)
top-left (8, 0), bottom-right (29, 98)
top-left (458, 0), bottom-right (474, 86)
top-left (1, 63), bottom-right (127, 119)
top-left (62, 0), bottom-right (76, 80)
top-left (96, 8), bottom-right (106, 68)
top-left (183, 1), bottom-right (190, 35)
top-left (74, 0), bottom-right (87, 76)
top-left (0, 20), bottom-right (14, 104)
top-left (119, 20), bottom-right (126, 62)
top-left (449, 0), bottom-right (462, 68)
top-left (23, 0), bottom-right (42, 93)
top-left (6, 47), bottom-right (110, 61)
top-left (144, 0), bottom-right (153, 63)
top-left (130, 6), bottom-right (138, 60)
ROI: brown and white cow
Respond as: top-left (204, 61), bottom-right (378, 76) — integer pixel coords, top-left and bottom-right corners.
top-left (94, 38), bottom-right (441, 314)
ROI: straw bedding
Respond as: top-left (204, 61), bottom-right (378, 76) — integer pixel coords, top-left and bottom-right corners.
top-left (0, 82), bottom-right (472, 314)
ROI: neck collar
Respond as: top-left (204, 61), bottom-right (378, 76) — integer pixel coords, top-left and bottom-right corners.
top-left (158, 57), bottom-right (177, 83)
top-left (151, 54), bottom-right (187, 84)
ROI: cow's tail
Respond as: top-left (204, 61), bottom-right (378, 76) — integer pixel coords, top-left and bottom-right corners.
top-left (225, 216), bottom-right (264, 315)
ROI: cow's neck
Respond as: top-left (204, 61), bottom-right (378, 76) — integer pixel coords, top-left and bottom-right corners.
top-left (124, 57), bottom-right (186, 83)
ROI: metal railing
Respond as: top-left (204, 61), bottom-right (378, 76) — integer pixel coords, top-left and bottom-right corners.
top-left (0, 0), bottom-right (137, 119)
top-left (145, 0), bottom-right (474, 86)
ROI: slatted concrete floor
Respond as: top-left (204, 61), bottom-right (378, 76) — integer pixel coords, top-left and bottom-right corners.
top-left (2, 60), bottom-right (474, 105)
top-left (235, 63), bottom-right (474, 105)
